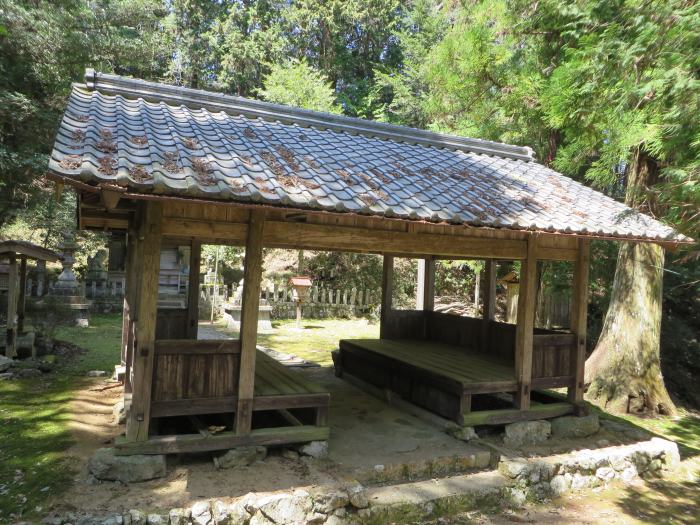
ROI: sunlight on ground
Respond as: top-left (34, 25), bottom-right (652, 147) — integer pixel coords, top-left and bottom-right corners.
top-left (215, 317), bottom-right (379, 366)
top-left (0, 314), bottom-right (121, 521)
top-left (2, 313), bottom-right (700, 524)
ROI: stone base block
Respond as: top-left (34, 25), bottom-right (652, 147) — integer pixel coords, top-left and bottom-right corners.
top-left (88, 447), bottom-right (166, 483)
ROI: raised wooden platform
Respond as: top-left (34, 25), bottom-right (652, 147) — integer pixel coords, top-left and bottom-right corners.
top-left (119, 346), bottom-right (330, 455)
top-left (336, 338), bottom-right (572, 425)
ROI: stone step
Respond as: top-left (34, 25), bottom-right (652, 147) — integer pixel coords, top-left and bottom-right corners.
top-left (366, 470), bottom-right (507, 522)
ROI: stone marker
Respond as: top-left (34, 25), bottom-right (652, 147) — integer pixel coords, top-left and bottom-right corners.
top-left (88, 448), bottom-right (166, 483)
top-left (503, 420), bottom-right (551, 448)
top-left (550, 414), bottom-right (600, 438)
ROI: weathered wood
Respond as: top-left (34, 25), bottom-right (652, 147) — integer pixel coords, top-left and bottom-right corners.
top-left (115, 425), bottom-right (330, 455)
top-left (122, 225), bottom-right (141, 393)
top-left (154, 339), bottom-right (241, 355)
top-left (514, 235), bottom-right (538, 410)
top-left (0, 241), bottom-right (60, 262)
top-left (483, 260), bottom-right (497, 321)
top-left (568, 239), bottom-right (590, 404)
top-left (235, 210), bottom-right (265, 435)
top-left (423, 257), bottom-right (435, 311)
top-left (126, 201), bottom-right (163, 441)
top-left (5, 256), bottom-right (18, 358)
top-left (379, 255), bottom-right (394, 339)
top-left (152, 396), bottom-right (239, 418)
top-left (186, 239), bottom-right (201, 339)
top-left (460, 402), bottom-right (574, 427)
top-left (17, 257), bottom-right (27, 335)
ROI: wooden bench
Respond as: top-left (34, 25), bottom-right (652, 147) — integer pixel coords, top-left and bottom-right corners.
top-left (336, 338), bottom-right (518, 424)
top-left (150, 341), bottom-right (329, 427)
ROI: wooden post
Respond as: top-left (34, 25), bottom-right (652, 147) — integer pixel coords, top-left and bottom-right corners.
top-left (568, 239), bottom-right (590, 407)
top-left (379, 255), bottom-right (394, 339)
top-left (122, 220), bottom-right (142, 393)
top-left (423, 257), bottom-right (435, 311)
top-left (235, 210), bottom-right (265, 435)
top-left (514, 236), bottom-right (538, 410)
top-left (186, 240), bottom-right (202, 339)
top-left (415, 257), bottom-right (435, 311)
top-left (17, 257), bottom-right (27, 334)
top-left (481, 259), bottom-right (497, 351)
top-left (5, 255), bottom-right (18, 358)
top-left (482, 260), bottom-right (497, 321)
top-left (126, 202), bottom-right (163, 441)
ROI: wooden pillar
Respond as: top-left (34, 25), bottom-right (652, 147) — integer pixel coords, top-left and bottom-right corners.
top-left (482, 260), bottom-right (497, 321)
top-left (379, 255), bottom-right (394, 339)
top-left (126, 202), bottom-right (163, 441)
top-left (422, 257), bottom-right (435, 311)
top-left (415, 257), bottom-right (435, 310)
top-left (481, 259), bottom-right (497, 350)
top-left (17, 257), bottom-right (27, 334)
top-left (514, 236), bottom-right (538, 410)
top-left (122, 222), bottom-right (142, 393)
top-left (186, 239), bottom-right (202, 339)
top-left (235, 210), bottom-right (265, 435)
top-left (5, 255), bottom-right (18, 358)
top-left (568, 239), bottom-right (590, 406)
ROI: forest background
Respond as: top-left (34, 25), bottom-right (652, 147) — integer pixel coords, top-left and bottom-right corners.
top-left (0, 0), bottom-right (697, 413)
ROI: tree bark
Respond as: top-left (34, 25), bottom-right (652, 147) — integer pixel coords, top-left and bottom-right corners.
top-left (585, 148), bottom-right (675, 415)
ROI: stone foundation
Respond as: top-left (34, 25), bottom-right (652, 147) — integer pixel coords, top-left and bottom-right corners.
top-left (57, 436), bottom-right (681, 525)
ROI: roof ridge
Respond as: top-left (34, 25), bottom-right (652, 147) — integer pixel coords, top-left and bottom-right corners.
top-left (83, 68), bottom-right (535, 162)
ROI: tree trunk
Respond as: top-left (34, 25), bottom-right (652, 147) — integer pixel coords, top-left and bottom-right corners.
top-left (585, 148), bottom-right (675, 415)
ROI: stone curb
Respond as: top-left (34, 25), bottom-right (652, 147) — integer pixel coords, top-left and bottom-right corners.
top-left (42, 438), bottom-right (681, 525)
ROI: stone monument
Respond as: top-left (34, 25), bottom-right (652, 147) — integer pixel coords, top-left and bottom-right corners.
top-left (222, 278), bottom-right (273, 332)
top-left (47, 233), bottom-right (91, 327)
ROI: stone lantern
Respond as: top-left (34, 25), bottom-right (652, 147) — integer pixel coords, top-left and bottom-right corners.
top-left (290, 276), bottom-right (313, 328)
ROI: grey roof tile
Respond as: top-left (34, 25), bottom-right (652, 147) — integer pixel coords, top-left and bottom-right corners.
top-left (47, 77), bottom-right (690, 244)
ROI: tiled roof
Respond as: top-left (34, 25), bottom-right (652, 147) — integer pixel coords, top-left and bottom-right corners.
top-left (48, 70), bottom-right (689, 244)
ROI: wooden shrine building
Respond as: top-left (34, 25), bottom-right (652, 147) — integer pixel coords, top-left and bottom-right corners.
top-left (45, 70), bottom-right (690, 455)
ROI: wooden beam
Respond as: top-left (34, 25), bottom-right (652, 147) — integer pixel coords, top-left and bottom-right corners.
top-left (514, 235), bottom-right (538, 410)
top-left (17, 257), bottom-right (27, 334)
top-left (162, 218), bottom-right (248, 242)
top-left (264, 221), bottom-right (527, 259)
top-left (126, 202), bottom-right (163, 441)
top-left (5, 256), bottom-right (18, 358)
top-left (379, 255), bottom-right (394, 339)
top-left (154, 339), bottom-right (240, 355)
top-left (115, 425), bottom-right (330, 456)
top-left (158, 214), bottom-right (581, 261)
top-left (568, 239), bottom-right (590, 404)
top-left (460, 402), bottom-right (573, 427)
top-left (483, 260), bottom-right (497, 321)
top-left (235, 210), bottom-right (265, 435)
top-left (186, 239), bottom-right (201, 339)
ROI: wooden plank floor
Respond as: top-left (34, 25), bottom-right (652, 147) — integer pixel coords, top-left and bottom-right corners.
top-left (340, 338), bottom-right (516, 388)
top-left (254, 350), bottom-right (327, 397)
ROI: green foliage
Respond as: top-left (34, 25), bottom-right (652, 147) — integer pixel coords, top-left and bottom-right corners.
top-left (259, 60), bottom-right (341, 113)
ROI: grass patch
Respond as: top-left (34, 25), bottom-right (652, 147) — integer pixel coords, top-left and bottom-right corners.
top-left (0, 314), bottom-right (121, 523)
top-left (215, 317), bottom-right (379, 366)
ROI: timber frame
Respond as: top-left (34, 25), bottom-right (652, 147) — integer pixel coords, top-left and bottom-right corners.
top-left (71, 190), bottom-right (596, 454)
top-left (1, 241), bottom-right (60, 358)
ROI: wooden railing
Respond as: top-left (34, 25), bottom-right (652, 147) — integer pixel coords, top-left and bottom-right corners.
top-left (151, 339), bottom-right (241, 417)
